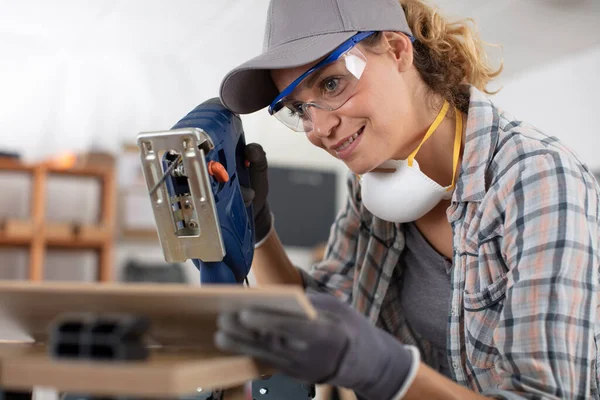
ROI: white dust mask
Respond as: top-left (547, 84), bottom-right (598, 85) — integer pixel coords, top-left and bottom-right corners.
top-left (360, 100), bottom-right (462, 223)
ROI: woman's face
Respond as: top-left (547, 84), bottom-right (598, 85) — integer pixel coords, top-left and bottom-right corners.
top-left (270, 33), bottom-right (424, 175)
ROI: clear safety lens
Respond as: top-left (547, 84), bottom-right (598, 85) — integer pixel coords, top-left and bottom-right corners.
top-left (273, 47), bottom-right (367, 133)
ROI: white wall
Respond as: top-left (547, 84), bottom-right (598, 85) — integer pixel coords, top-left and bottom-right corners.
top-left (492, 46), bottom-right (600, 171)
top-left (0, 0), bottom-right (272, 162)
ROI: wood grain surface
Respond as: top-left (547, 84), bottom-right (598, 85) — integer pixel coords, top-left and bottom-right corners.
top-left (0, 281), bottom-right (314, 397)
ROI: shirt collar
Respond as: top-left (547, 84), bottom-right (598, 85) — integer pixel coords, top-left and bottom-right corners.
top-left (452, 86), bottom-right (500, 204)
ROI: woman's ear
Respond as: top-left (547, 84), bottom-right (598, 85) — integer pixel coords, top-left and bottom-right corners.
top-left (382, 31), bottom-right (414, 73)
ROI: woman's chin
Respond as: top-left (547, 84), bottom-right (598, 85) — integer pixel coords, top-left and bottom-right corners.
top-left (345, 160), bottom-right (381, 176)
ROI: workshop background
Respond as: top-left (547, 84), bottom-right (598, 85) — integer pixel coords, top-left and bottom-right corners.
top-left (0, 1), bottom-right (598, 399)
top-left (0, 0), bottom-right (598, 316)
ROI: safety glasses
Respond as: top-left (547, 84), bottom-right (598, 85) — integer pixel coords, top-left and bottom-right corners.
top-left (268, 31), bottom-right (375, 133)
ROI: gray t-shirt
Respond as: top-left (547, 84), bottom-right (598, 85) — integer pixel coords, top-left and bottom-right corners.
top-left (400, 222), bottom-right (453, 378)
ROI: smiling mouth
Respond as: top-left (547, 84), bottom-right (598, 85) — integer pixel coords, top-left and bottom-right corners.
top-left (334, 126), bottom-right (364, 152)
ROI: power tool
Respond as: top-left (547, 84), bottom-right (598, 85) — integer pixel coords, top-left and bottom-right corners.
top-left (136, 98), bottom-right (315, 399)
top-left (137, 98), bottom-right (254, 284)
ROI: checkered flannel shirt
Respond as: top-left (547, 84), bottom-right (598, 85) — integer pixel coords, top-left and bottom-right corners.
top-left (299, 87), bottom-right (600, 399)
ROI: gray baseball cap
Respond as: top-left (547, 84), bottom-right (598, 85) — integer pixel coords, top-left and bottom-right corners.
top-left (219, 0), bottom-right (412, 114)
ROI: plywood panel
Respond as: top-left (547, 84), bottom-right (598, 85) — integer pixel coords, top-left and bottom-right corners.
top-left (0, 281), bottom-right (315, 349)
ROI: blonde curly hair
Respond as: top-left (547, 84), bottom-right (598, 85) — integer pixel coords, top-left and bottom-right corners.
top-left (364, 0), bottom-right (503, 112)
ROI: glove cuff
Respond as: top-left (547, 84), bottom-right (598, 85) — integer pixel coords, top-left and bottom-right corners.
top-left (352, 341), bottom-right (417, 400)
top-left (390, 345), bottom-right (420, 400)
top-left (254, 209), bottom-right (274, 249)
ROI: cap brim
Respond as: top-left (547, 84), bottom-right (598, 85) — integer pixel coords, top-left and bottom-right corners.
top-left (219, 31), bottom-right (357, 114)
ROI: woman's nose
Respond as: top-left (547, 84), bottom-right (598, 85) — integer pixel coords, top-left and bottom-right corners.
top-left (309, 107), bottom-right (339, 138)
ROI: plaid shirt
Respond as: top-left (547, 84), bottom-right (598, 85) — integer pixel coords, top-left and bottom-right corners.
top-left (299, 87), bottom-right (600, 399)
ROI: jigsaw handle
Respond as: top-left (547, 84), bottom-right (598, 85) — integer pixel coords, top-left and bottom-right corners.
top-left (192, 259), bottom-right (237, 283)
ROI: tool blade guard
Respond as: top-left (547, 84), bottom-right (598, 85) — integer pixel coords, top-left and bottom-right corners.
top-left (137, 98), bottom-right (254, 284)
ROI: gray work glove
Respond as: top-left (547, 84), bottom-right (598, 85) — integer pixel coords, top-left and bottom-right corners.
top-left (215, 293), bottom-right (417, 400)
top-left (241, 143), bottom-right (272, 243)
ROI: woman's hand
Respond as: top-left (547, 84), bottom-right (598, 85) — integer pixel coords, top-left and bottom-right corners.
top-left (241, 143), bottom-right (272, 243)
top-left (215, 292), bottom-right (418, 400)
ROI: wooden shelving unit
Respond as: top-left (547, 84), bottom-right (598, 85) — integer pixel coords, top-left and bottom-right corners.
top-left (0, 158), bottom-right (116, 281)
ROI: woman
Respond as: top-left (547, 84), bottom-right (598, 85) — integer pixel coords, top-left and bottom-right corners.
top-left (214, 0), bottom-right (600, 399)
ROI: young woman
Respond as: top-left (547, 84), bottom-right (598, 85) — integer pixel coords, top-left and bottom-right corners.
top-left (214, 0), bottom-right (600, 399)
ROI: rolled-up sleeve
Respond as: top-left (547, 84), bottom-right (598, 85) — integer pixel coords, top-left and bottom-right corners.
top-left (298, 172), bottom-right (362, 304)
top-left (486, 152), bottom-right (599, 399)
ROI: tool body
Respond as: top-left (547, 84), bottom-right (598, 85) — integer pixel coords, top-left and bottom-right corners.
top-left (138, 98), bottom-right (254, 284)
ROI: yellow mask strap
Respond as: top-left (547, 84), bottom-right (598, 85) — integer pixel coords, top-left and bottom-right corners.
top-left (357, 101), bottom-right (463, 189)
top-left (407, 100), bottom-right (450, 166)
top-left (448, 108), bottom-right (462, 191)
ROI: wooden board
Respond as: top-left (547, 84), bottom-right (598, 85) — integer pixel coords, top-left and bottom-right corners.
top-left (0, 343), bottom-right (260, 398)
top-left (0, 281), bottom-right (316, 349)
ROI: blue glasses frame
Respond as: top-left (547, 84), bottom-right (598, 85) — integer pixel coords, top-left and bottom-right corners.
top-left (268, 31), bottom-right (376, 115)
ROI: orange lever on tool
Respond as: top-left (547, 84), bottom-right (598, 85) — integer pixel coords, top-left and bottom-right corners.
top-left (207, 161), bottom-right (229, 183)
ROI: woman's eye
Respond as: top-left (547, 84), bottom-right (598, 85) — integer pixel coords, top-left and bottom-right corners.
top-left (288, 104), bottom-right (308, 120)
top-left (323, 78), bottom-right (339, 92)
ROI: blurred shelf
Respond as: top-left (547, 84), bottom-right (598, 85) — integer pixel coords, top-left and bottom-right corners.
top-left (0, 238), bottom-right (31, 247)
top-left (0, 158), bottom-right (36, 173)
top-left (45, 238), bottom-right (106, 249)
top-left (46, 165), bottom-right (109, 179)
top-left (45, 221), bottom-right (72, 241)
top-left (0, 158), bottom-right (109, 178)
top-left (45, 223), bottom-right (110, 249)
top-left (121, 228), bottom-right (158, 241)
top-left (0, 160), bottom-right (116, 282)
top-left (0, 219), bottom-right (34, 244)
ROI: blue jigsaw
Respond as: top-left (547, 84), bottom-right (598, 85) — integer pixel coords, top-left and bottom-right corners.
top-left (138, 98), bottom-right (254, 284)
